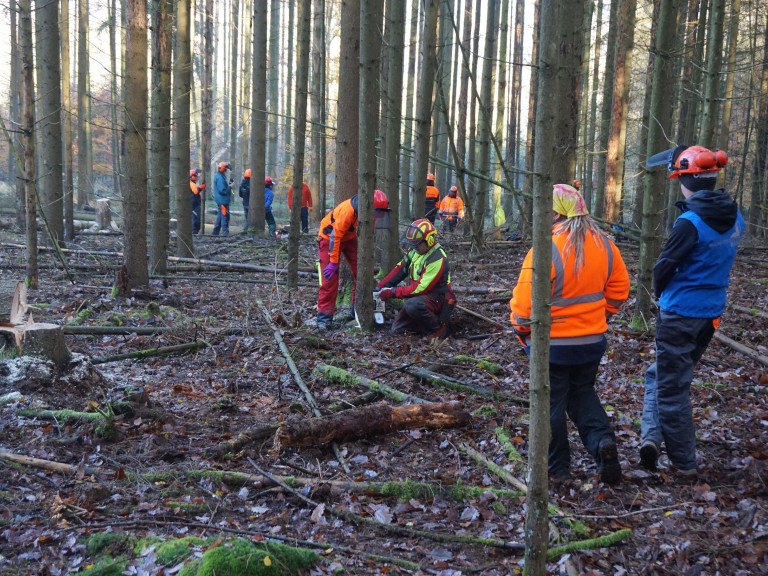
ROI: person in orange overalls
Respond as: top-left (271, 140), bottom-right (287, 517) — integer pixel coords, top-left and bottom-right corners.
top-left (316, 190), bottom-right (390, 330)
top-left (424, 173), bottom-right (440, 224)
top-left (189, 169), bottom-right (206, 234)
top-left (288, 182), bottom-right (313, 233)
top-left (510, 183), bottom-right (630, 484)
top-left (437, 186), bottom-right (465, 232)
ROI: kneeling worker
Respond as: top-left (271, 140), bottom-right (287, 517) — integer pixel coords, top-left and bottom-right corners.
top-left (376, 218), bottom-right (455, 340)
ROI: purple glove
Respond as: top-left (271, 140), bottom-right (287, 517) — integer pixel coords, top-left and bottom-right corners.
top-left (378, 287), bottom-right (394, 301)
top-left (322, 262), bottom-right (339, 279)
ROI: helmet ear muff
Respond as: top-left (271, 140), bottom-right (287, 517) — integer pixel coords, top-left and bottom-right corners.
top-left (425, 230), bottom-right (436, 247)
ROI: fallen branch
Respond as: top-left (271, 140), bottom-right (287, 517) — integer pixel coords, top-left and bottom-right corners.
top-left (315, 363), bottom-right (429, 404)
top-left (207, 423), bottom-right (281, 459)
top-left (18, 408), bottom-right (105, 422)
top-left (455, 304), bottom-right (507, 328)
top-left (274, 401), bottom-right (471, 450)
top-left (713, 332), bottom-right (768, 367)
top-left (406, 367), bottom-right (528, 405)
top-left (728, 303), bottom-right (768, 320)
top-left (546, 528), bottom-right (632, 561)
top-left (92, 341), bottom-right (207, 364)
top-left (0, 450), bottom-right (101, 476)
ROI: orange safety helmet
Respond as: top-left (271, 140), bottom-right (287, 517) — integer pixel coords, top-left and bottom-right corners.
top-left (449, 185), bottom-right (458, 193)
top-left (427, 173), bottom-right (436, 182)
top-left (218, 162), bottom-right (231, 172)
top-left (669, 145), bottom-right (728, 179)
top-left (244, 169), bottom-right (252, 178)
top-left (402, 218), bottom-right (437, 249)
top-left (189, 169), bottom-right (199, 179)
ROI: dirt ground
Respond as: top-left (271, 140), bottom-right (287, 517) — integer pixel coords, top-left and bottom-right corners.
top-left (1, 221), bottom-right (767, 575)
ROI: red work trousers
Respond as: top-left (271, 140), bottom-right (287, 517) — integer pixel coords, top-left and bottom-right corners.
top-left (317, 235), bottom-right (358, 316)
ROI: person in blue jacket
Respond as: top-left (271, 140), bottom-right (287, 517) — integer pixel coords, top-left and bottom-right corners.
top-left (239, 169), bottom-right (252, 233)
top-left (212, 162), bottom-right (234, 236)
top-left (640, 145), bottom-right (744, 478)
top-left (264, 176), bottom-right (277, 236)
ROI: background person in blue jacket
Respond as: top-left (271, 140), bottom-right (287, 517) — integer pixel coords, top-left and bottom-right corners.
top-left (264, 176), bottom-right (277, 236)
top-left (239, 169), bottom-right (251, 233)
top-left (640, 145), bottom-right (744, 478)
top-left (212, 162), bottom-right (234, 236)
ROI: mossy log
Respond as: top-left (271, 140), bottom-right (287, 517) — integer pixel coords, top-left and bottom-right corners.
top-left (315, 363), bottom-right (429, 404)
top-left (546, 528), bottom-right (632, 560)
top-left (92, 341), bottom-right (207, 364)
top-left (274, 400), bottom-right (470, 450)
top-left (407, 367), bottom-right (528, 405)
top-left (0, 450), bottom-right (101, 475)
top-left (18, 408), bottom-right (105, 422)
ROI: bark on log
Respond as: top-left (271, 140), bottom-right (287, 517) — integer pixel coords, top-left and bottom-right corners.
top-left (713, 332), bottom-right (768, 367)
top-left (274, 401), bottom-right (470, 450)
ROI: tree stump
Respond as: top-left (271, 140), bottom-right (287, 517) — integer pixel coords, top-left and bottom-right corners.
top-left (0, 323), bottom-right (71, 371)
top-left (274, 401), bottom-right (471, 450)
top-left (0, 279), bottom-right (26, 325)
top-left (96, 198), bottom-right (111, 230)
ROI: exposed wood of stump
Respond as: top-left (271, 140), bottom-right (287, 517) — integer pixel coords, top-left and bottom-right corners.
top-left (274, 401), bottom-right (470, 450)
top-left (0, 323), bottom-right (71, 370)
top-left (96, 198), bottom-right (111, 230)
top-left (0, 278), bottom-right (27, 324)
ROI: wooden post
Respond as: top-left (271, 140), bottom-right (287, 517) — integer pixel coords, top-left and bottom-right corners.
top-left (96, 198), bottom-right (111, 230)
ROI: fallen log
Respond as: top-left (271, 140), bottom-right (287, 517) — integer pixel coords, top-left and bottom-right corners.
top-left (728, 303), bottom-right (768, 320)
top-left (274, 401), bottom-right (470, 450)
top-left (406, 367), bottom-right (528, 405)
top-left (0, 450), bottom-right (101, 476)
top-left (92, 341), bottom-right (207, 364)
top-left (713, 332), bottom-right (768, 367)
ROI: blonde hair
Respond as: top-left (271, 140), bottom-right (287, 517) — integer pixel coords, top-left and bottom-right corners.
top-left (553, 215), bottom-right (606, 273)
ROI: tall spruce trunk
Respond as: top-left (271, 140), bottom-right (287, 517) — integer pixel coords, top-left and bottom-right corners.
top-left (583, 0), bottom-right (602, 210)
top-left (698, 0), bottom-right (725, 149)
top-left (717, 0), bottom-right (740, 154)
top-left (122, 0), bottom-right (149, 289)
top-left (20, 0), bottom-right (38, 288)
top-left (108, 0), bottom-right (121, 201)
top-left (311, 0), bottom-right (327, 217)
top-left (77, 0), bottom-right (93, 209)
top-left (249, 0), bottom-right (268, 234)
top-left (173, 0), bottom-right (193, 256)
top-left (9, 2), bottom-right (24, 231)
top-left (336, 0), bottom-right (361, 204)
top-left (398, 0), bottom-right (420, 221)
top-left (35, 0), bottom-right (64, 248)
top-left (229, 0), bottom-right (240, 169)
top-left (267, 0), bottom-right (280, 175)
top-left (60, 0), bottom-right (75, 239)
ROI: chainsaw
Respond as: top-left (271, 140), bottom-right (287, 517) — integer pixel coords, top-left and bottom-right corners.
top-left (373, 291), bottom-right (386, 325)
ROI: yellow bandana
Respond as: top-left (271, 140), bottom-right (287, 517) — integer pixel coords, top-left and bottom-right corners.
top-left (552, 184), bottom-right (589, 218)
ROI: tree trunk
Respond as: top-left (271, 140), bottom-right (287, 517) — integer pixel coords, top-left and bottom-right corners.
top-left (412, 0), bottom-right (438, 220)
top-left (9, 1), bottom-right (24, 231)
top-left (465, 0), bottom-right (483, 222)
top-left (603, 0), bottom-right (636, 223)
top-left (240, 0), bottom-right (252, 170)
top-left (77, 0), bottom-right (93, 209)
top-left (108, 0), bottom-right (121, 203)
top-left (356, 0), bottom-right (383, 330)
top-left (95, 199), bottom-right (111, 230)
top-left (274, 401), bottom-right (470, 449)
top-left (122, 0), bottom-right (149, 289)
top-left (60, 0), bottom-right (75, 240)
top-left (249, 0), bottom-right (268, 235)
top-left (311, 0), bottom-right (327, 217)
top-left (336, 0), bottom-right (361, 204)
top-left (509, 0), bottom-right (524, 193)
top-left (698, 0), bottom-right (725, 149)
top-left (34, 0), bottom-right (64, 248)
top-left (576, 0), bottom-right (593, 189)
top-left (456, 0), bottom-right (473, 198)
top-left (19, 0), bottom-right (37, 289)
top-left (717, 0), bottom-right (740, 154)
top-left (522, 0), bottom-right (540, 227)
top-left (287, 0), bottom-right (311, 290)
top-left (634, 0), bottom-right (680, 329)
top-left (173, 0), bottom-right (193, 256)
top-left (683, 0), bottom-right (707, 146)
top-left (750, 19), bottom-right (768, 238)
top-left (267, 0), bottom-right (280, 175)
top-left (283, 1), bottom-right (295, 169)
top-left (383, 0), bottom-right (406, 270)
top-left (398, 0), bottom-right (420, 222)
top-left (433, 1), bottom-right (453, 193)
top-left (229, 0), bottom-right (240, 169)
top-left (150, 0), bottom-right (172, 274)
top-left (494, 0), bottom-right (509, 234)
top-left (583, 0), bottom-right (602, 210)
top-left (201, 0), bottom-right (214, 234)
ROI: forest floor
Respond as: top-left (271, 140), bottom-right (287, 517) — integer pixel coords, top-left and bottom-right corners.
top-left (0, 219), bottom-right (767, 576)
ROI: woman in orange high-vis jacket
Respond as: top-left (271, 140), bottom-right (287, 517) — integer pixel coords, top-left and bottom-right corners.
top-left (510, 183), bottom-right (630, 484)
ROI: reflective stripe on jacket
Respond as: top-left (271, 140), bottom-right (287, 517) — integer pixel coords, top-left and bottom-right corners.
top-left (438, 196), bottom-right (464, 219)
top-left (318, 198), bottom-right (358, 265)
top-left (509, 228), bottom-right (629, 341)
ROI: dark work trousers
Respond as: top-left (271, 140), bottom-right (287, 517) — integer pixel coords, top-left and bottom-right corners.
top-left (425, 199), bottom-right (438, 224)
top-left (549, 361), bottom-right (615, 476)
top-left (191, 194), bottom-right (201, 233)
top-left (300, 207), bottom-right (309, 233)
top-left (642, 311), bottom-right (716, 470)
top-left (390, 293), bottom-right (445, 335)
top-left (242, 202), bottom-right (249, 232)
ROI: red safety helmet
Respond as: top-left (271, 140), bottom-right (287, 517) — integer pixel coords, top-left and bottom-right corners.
top-left (244, 169), bottom-right (252, 178)
top-left (449, 185), bottom-right (458, 194)
top-left (427, 173), bottom-right (436, 182)
top-left (217, 162), bottom-right (231, 172)
top-left (373, 189), bottom-right (389, 210)
top-left (265, 176), bottom-right (274, 186)
top-left (189, 169), bottom-right (199, 179)
top-left (669, 145), bottom-right (728, 179)
top-left (402, 218), bottom-right (437, 249)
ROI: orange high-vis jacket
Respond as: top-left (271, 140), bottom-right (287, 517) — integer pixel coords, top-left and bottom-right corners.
top-left (190, 181), bottom-right (200, 195)
top-left (510, 228), bottom-right (629, 341)
top-left (438, 195), bottom-right (465, 219)
top-left (318, 198), bottom-right (358, 265)
top-left (425, 184), bottom-right (440, 200)
top-left (288, 183), bottom-right (313, 209)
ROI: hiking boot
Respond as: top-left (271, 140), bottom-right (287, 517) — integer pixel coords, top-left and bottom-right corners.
top-left (549, 468), bottom-right (571, 483)
top-left (598, 439), bottom-right (622, 485)
top-left (316, 313), bottom-right (334, 331)
top-left (657, 455), bottom-right (697, 479)
top-left (639, 440), bottom-right (659, 471)
top-left (336, 307), bottom-right (355, 322)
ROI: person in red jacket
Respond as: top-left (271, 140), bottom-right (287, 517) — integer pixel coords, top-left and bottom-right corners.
top-left (316, 190), bottom-right (390, 330)
top-left (288, 182), bottom-right (313, 233)
top-left (510, 183), bottom-right (630, 484)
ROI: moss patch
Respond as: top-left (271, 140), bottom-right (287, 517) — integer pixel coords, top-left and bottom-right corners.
top-left (379, 479), bottom-right (436, 502)
top-left (85, 532), bottom-right (135, 556)
top-left (155, 536), bottom-right (210, 566)
top-left (178, 539), bottom-right (319, 576)
top-left (78, 557), bottom-right (128, 575)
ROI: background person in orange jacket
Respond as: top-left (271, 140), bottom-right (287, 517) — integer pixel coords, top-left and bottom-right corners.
top-left (424, 173), bottom-right (440, 224)
top-left (510, 183), bottom-right (630, 484)
top-left (437, 186), bottom-right (465, 232)
top-left (288, 182), bottom-right (313, 233)
top-left (316, 190), bottom-right (390, 330)
top-left (189, 169), bottom-right (206, 234)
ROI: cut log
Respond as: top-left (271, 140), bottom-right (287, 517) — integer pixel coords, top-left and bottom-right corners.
top-left (96, 198), bottom-right (111, 230)
top-left (0, 322), bottom-right (71, 370)
top-left (274, 401), bottom-right (470, 450)
top-left (0, 278), bottom-right (27, 324)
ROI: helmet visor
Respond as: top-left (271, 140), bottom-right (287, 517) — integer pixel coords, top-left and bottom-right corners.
top-left (374, 209), bottom-right (391, 230)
